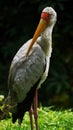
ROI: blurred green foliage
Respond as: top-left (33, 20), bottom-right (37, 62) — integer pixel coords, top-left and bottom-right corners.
top-left (0, 0), bottom-right (73, 107)
top-left (0, 107), bottom-right (73, 130)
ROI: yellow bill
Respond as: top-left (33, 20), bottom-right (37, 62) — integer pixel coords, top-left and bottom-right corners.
top-left (26, 12), bottom-right (50, 56)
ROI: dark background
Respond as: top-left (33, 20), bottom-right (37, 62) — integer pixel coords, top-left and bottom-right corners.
top-left (0, 0), bottom-right (73, 108)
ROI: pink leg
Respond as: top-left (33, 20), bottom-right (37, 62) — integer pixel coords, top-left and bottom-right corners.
top-left (29, 105), bottom-right (34, 130)
top-left (33, 89), bottom-right (39, 130)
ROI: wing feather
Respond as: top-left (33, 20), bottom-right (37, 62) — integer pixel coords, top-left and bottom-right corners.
top-left (8, 39), bottom-right (46, 103)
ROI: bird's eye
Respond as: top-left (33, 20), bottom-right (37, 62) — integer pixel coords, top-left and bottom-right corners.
top-left (41, 12), bottom-right (50, 19)
top-left (41, 12), bottom-right (50, 25)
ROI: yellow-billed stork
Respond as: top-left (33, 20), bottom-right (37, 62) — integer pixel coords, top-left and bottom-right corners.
top-left (8, 7), bottom-right (57, 130)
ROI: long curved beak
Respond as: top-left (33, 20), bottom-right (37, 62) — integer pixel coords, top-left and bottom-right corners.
top-left (26, 19), bottom-right (47, 56)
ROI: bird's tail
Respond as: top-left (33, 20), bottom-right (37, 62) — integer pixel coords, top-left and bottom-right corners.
top-left (12, 100), bottom-right (29, 124)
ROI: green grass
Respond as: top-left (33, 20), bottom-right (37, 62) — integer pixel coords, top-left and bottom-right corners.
top-left (0, 107), bottom-right (73, 130)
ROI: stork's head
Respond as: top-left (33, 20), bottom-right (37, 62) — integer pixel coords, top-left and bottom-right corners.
top-left (26, 7), bottom-right (57, 56)
top-left (42, 7), bottom-right (57, 26)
